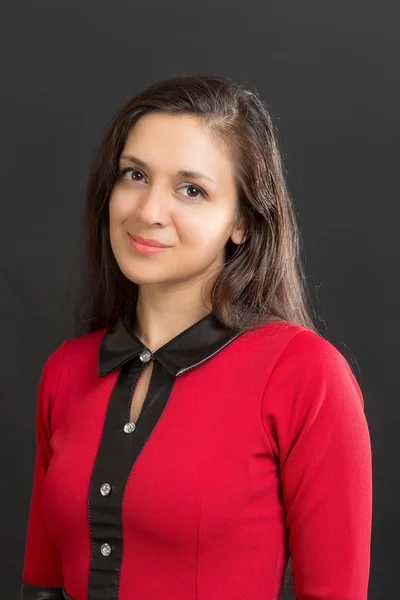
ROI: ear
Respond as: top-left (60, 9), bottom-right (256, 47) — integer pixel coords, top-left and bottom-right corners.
top-left (230, 214), bottom-right (247, 245)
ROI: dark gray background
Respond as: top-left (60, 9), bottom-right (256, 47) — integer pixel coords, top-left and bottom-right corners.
top-left (1, 1), bottom-right (397, 597)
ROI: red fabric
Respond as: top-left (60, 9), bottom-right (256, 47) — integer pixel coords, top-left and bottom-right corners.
top-left (21, 321), bottom-right (372, 599)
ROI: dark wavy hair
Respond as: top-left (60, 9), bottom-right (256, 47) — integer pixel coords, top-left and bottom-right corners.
top-left (72, 73), bottom-right (319, 595)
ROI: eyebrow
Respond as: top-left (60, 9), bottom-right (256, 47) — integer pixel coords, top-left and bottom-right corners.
top-left (119, 154), bottom-right (217, 186)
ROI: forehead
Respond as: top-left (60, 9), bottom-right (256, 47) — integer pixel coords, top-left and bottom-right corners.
top-left (121, 112), bottom-right (235, 182)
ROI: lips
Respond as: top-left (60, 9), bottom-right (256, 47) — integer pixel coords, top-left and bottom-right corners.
top-left (130, 234), bottom-right (170, 248)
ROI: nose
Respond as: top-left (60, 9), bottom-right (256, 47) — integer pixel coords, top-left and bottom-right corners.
top-left (135, 183), bottom-right (171, 226)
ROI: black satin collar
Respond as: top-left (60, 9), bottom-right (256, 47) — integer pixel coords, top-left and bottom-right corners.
top-left (98, 313), bottom-right (243, 378)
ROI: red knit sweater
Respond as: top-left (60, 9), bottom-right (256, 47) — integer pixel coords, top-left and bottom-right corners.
top-left (21, 316), bottom-right (372, 599)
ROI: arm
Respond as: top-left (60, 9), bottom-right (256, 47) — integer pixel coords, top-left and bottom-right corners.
top-left (20, 342), bottom-right (68, 600)
top-left (261, 329), bottom-right (372, 600)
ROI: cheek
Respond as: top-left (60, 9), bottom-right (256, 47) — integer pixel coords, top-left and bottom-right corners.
top-left (109, 192), bottom-right (126, 224)
top-left (108, 194), bottom-right (129, 253)
top-left (180, 209), bottom-right (232, 248)
top-left (109, 185), bottom-right (140, 222)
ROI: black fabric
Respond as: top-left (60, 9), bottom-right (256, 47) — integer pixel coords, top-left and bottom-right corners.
top-left (87, 359), bottom-right (177, 599)
top-left (20, 583), bottom-right (66, 600)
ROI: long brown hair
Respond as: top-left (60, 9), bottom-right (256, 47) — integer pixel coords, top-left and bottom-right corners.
top-left (73, 74), bottom-right (318, 342)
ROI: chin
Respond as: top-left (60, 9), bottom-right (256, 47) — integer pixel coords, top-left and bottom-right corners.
top-left (117, 264), bottom-right (169, 286)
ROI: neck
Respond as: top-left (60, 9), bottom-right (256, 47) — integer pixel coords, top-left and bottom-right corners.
top-left (132, 278), bottom-right (214, 353)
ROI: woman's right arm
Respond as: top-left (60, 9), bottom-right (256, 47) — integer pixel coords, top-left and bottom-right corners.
top-left (20, 341), bottom-right (68, 600)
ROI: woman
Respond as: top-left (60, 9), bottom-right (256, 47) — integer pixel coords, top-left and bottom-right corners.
top-left (20, 75), bottom-right (372, 600)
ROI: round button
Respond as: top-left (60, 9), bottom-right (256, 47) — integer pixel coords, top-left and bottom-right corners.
top-left (100, 483), bottom-right (111, 496)
top-left (101, 543), bottom-right (112, 557)
top-left (123, 422), bottom-right (136, 433)
top-left (139, 349), bottom-right (151, 363)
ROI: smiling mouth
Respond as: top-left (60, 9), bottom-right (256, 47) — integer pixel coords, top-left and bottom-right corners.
top-left (128, 234), bottom-right (171, 255)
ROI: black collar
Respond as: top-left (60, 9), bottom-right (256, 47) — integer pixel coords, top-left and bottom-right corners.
top-left (98, 313), bottom-right (244, 378)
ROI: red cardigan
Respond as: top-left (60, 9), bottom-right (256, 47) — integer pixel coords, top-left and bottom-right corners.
top-left (21, 315), bottom-right (372, 600)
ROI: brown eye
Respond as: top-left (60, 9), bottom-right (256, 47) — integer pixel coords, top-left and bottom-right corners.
top-left (121, 168), bottom-right (145, 181)
top-left (180, 184), bottom-right (206, 200)
top-left (187, 186), bottom-right (200, 197)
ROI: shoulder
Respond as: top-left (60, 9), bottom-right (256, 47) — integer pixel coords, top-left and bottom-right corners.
top-left (242, 319), bottom-right (348, 370)
top-left (41, 326), bottom-right (110, 381)
top-left (255, 321), bottom-right (364, 414)
top-left (249, 319), bottom-right (352, 372)
top-left (245, 320), bottom-right (361, 401)
top-left (260, 323), bottom-right (366, 459)
top-left (63, 326), bottom-right (109, 363)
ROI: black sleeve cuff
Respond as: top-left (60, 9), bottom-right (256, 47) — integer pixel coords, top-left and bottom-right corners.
top-left (20, 583), bottom-right (70, 600)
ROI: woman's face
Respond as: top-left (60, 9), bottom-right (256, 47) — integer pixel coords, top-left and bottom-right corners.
top-left (109, 111), bottom-right (245, 289)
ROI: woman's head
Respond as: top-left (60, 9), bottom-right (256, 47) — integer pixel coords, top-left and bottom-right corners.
top-left (108, 111), bottom-right (247, 304)
top-left (75, 74), bottom-right (317, 335)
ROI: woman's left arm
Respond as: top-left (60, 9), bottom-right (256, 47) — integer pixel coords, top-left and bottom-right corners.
top-left (261, 328), bottom-right (373, 600)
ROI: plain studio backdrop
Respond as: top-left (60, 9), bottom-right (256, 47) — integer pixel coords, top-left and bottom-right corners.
top-left (0, 1), bottom-right (398, 598)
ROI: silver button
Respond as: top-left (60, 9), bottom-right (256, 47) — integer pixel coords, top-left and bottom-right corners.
top-left (123, 422), bottom-right (136, 433)
top-left (100, 483), bottom-right (111, 496)
top-left (139, 349), bottom-right (151, 363)
top-left (101, 543), bottom-right (112, 557)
